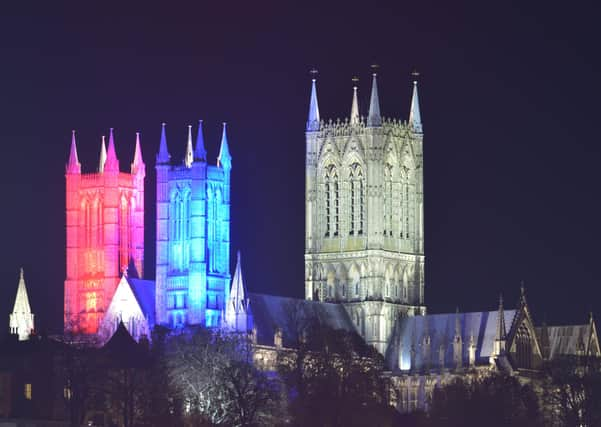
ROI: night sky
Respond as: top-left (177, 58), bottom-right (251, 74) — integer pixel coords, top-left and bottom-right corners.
top-left (0, 2), bottom-right (599, 334)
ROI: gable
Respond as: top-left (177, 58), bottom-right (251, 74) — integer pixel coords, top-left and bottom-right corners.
top-left (98, 276), bottom-right (150, 343)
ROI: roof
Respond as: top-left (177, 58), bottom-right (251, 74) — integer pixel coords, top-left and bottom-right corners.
top-left (385, 310), bottom-right (517, 371)
top-left (248, 293), bottom-right (355, 347)
top-left (536, 324), bottom-right (596, 358)
top-left (128, 278), bottom-right (156, 327)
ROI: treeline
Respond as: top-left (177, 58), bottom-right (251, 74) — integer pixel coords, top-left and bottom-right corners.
top-left (55, 325), bottom-right (601, 427)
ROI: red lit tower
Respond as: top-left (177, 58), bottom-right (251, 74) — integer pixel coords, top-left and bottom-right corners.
top-left (65, 129), bottom-right (145, 334)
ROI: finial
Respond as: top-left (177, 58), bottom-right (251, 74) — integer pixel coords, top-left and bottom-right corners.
top-left (370, 63), bottom-right (380, 76)
top-left (309, 67), bottom-right (318, 82)
top-left (20, 267), bottom-right (24, 280)
top-left (411, 69), bottom-right (420, 84)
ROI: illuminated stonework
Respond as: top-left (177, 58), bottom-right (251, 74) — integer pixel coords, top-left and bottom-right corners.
top-left (64, 129), bottom-right (145, 334)
top-left (9, 268), bottom-right (34, 341)
top-left (155, 121), bottom-right (231, 328)
top-left (304, 76), bottom-right (425, 353)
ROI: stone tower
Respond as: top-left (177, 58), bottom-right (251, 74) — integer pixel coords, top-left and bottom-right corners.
top-left (155, 121), bottom-right (231, 328)
top-left (304, 74), bottom-right (426, 353)
top-left (9, 268), bottom-right (35, 341)
top-left (65, 129), bottom-right (145, 334)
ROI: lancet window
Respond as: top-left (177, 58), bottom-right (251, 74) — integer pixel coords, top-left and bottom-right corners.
top-left (169, 189), bottom-right (191, 272)
top-left (207, 187), bottom-right (223, 273)
top-left (515, 324), bottom-right (533, 369)
top-left (324, 165), bottom-right (339, 237)
top-left (384, 164), bottom-right (393, 236)
top-left (349, 163), bottom-right (364, 235)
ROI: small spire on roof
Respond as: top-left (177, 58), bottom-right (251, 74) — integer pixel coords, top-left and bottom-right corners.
top-left (131, 132), bottom-right (145, 174)
top-left (67, 130), bottom-right (81, 174)
top-left (104, 128), bottom-right (119, 172)
top-left (306, 69), bottom-right (320, 131)
top-left (350, 77), bottom-right (360, 125)
top-left (409, 70), bottom-right (423, 133)
top-left (194, 120), bottom-right (207, 161)
top-left (184, 125), bottom-right (193, 168)
top-left (217, 122), bottom-right (232, 170)
top-left (156, 122), bottom-right (170, 164)
top-left (367, 65), bottom-right (382, 127)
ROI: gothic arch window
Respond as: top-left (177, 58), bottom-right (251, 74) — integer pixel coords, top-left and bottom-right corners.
top-left (324, 165), bottom-right (339, 237)
top-left (402, 269), bottom-right (409, 302)
top-left (384, 163), bottom-right (393, 237)
top-left (169, 188), bottom-right (191, 272)
top-left (515, 324), bottom-right (533, 369)
top-left (348, 162), bottom-right (365, 236)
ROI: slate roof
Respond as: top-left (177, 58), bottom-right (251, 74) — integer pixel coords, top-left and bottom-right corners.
top-left (385, 310), bottom-right (517, 371)
top-left (247, 293), bottom-right (355, 347)
top-left (128, 278), bottom-right (156, 327)
top-left (536, 324), bottom-right (595, 358)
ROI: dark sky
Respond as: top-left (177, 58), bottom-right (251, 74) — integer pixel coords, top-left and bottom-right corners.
top-left (0, 2), bottom-right (599, 334)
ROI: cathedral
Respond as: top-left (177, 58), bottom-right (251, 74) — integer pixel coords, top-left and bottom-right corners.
top-left (6, 72), bottom-right (600, 414)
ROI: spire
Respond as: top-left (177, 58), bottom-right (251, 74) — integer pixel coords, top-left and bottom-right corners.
top-left (367, 72), bottom-right (381, 127)
top-left (156, 122), bottom-right (170, 164)
top-left (104, 128), bottom-right (119, 172)
top-left (131, 132), bottom-right (145, 174)
top-left (306, 77), bottom-right (320, 131)
top-left (409, 80), bottom-right (423, 133)
top-left (98, 135), bottom-right (107, 173)
top-left (194, 120), bottom-right (207, 161)
top-left (226, 251), bottom-right (251, 332)
top-left (519, 281), bottom-right (527, 308)
top-left (184, 125), bottom-right (193, 168)
top-left (350, 83), bottom-right (360, 125)
top-left (9, 268), bottom-right (34, 341)
top-left (67, 130), bottom-right (81, 174)
top-left (217, 122), bottom-right (232, 170)
top-left (230, 251), bottom-right (247, 308)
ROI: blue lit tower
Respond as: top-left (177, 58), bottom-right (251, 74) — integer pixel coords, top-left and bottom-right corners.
top-left (155, 121), bottom-right (232, 328)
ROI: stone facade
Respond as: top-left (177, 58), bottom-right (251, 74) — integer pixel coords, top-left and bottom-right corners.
top-left (155, 122), bottom-right (231, 329)
top-left (304, 76), bottom-right (425, 353)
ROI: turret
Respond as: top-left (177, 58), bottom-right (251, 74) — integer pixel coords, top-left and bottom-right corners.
top-left (99, 135), bottom-right (107, 173)
top-left (217, 122), bottom-right (232, 171)
top-left (131, 132), bottom-right (145, 175)
top-left (184, 125), bottom-right (193, 168)
top-left (194, 120), bottom-right (207, 161)
top-left (306, 77), bottom-right (320, 131)
top-left (66, 130), bottom-right (81, 174)
top-left (9, 268), bottom-right (34, 341)
top-left (409, 80), bottom-right (422, 133)
top-left (156, 122), bottom-right (170, 165)
top-left (367, 73), bottom-right (381, 127)
top-left (104, 128), bottom-right (119, 173)
top-left (350, 82), bottom-right (360, 125)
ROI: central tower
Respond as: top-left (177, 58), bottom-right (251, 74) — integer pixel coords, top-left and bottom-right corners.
top-left (304, 73), bottom-right (425, 353)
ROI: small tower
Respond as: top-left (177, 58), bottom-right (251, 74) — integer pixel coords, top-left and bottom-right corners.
top-left (225, 251), bottom-right (252, 332)
top-left (9, 268), bottom-right (35, 341)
